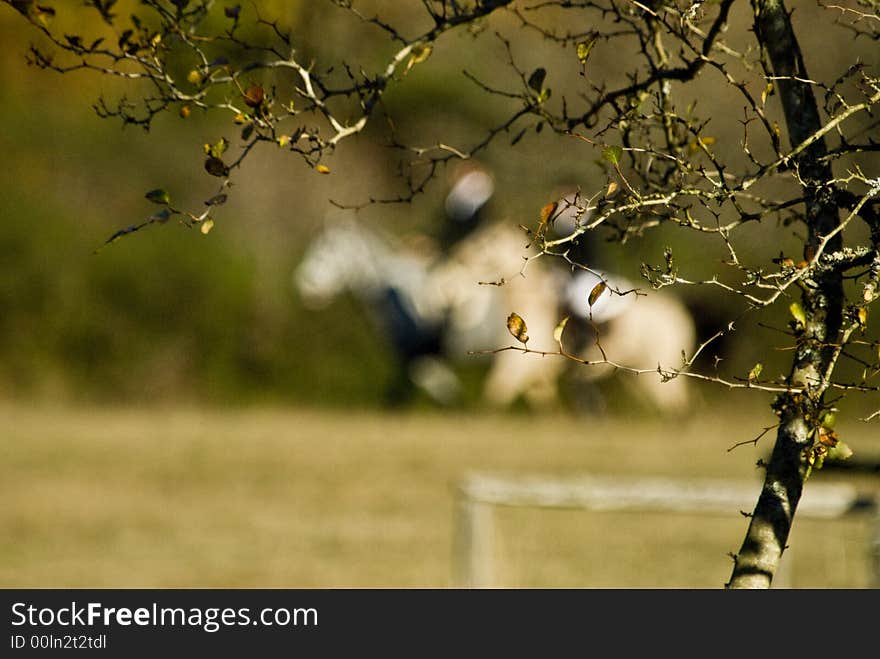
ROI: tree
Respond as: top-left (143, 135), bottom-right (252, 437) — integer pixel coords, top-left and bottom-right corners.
top-left (3, 0), bottom-right (878, 589)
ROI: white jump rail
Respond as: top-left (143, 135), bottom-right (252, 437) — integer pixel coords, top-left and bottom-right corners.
top-left (452, 472), bottom-right (880, 588)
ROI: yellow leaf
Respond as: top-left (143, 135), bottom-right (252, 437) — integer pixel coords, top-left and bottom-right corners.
top-left (277, 135), bottom-right (291, 148)
top-left (316, 164), bottom-right (331, 175)
top-left (605, 180), bottom-right (619, 198)
top-left (233, 112), bottom-right (248, 125)
top-left (857, 307), bottom-right (868, 329)
top-left (688, 136), bottom-right (716, 154)
top-left (187, 69), bottom-right (203, 85)
top-left (748, 362), bottom-right (763, 383)
top-left (506, 312), bottom-right (529, 344)
top-left (789, 302), bottom-right (806, 327)
top-left (32, 5), bottom-right (55, 27)
top-left (201, 218), bottom-right (214, 235)
top-left (553, 316), bottom-right (569, 345)
top-left (576, 34), bottom-right (599, 65)
top-left (179, 105), bottom-right (191, 119)
top-left (588, 281), bottom-right (607, 307)
top-left (761, 82), bottom-right (773, 106)
top-left (204, 137), bottom-right (229, 159)
top-left (407, 43), bottom-right (432, 70)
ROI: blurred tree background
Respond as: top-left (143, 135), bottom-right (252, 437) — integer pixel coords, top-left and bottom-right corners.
top-left (0, 1), bottom-right (876, 418)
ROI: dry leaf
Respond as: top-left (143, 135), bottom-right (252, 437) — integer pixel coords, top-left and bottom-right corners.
top-left (588, 281), bottom-right (607, 307)
top-left (243, 84), bottom-right (265, 108)
top-left (605, 181), bottom-right (619, 198)
top-left (507, 312), bottom-right (529, 344)
top-left (553, 316), bottom-right (569, 345)
top-left (537, 201), bottom-right (557, 238)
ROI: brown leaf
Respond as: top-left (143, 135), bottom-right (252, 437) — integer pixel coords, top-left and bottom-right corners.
top-left (204, 156), bottom-right (229, 177)
top-left (537, 201), bottom-right (557, 238)
top-left (588, 281), bottom-right (607, 307)
top-left (817, 426), bottom-right (839, 448)
top-left (243, 83), bottom-right (265, 108)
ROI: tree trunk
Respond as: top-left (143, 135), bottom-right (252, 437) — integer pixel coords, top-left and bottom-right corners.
top-left (727, 0), bottom-right (843, 589)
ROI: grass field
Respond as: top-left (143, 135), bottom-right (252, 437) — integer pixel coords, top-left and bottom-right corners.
top-left (2, 402), bottom-right (877, 588)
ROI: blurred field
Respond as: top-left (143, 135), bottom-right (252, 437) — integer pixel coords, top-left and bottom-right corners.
top-left (2, 403), bottom-right (876, 588)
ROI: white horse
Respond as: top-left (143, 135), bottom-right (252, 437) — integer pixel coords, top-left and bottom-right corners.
top-left (294, 211), bottom-right (697, 412)
top-left (561, 270), bottom-right (696, 413)
top-left (294, 211), bottom-right (564, 407)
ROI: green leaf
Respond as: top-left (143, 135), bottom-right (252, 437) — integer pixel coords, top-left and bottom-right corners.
top-left (204, 194), bottom-right (228, 207)
top-left (602, 145), bottom-right (623, 166)
top-left (826, 441), bottom-right (853, 462)
top-left (203, 137), bottom-right (229, 159)
top-left (144, 188), bottom-right (171, 205)
top-left (747, 362), bottom-right (763, 383)
top-left (819, 410), bottom-right (836, 429)
top-left (149, 208), bottom-right (172, 224)
top-left (527, 67), bottom-right (546, 93)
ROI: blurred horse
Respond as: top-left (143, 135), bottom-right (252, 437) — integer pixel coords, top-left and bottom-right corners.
top-left (293, 212), bottom-right (696, 413)
top-left (294, 169), bottom-right (698, 412)
top-left (294, 211), bottom-right (564, 407)
top-left (561, 270), bottom-right (696, 413)
top-left (548, 188), bottom-right (697, 413)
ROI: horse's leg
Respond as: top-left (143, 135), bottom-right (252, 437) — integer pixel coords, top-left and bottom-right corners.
top-left (483, 350), bottom-right (564, 407)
